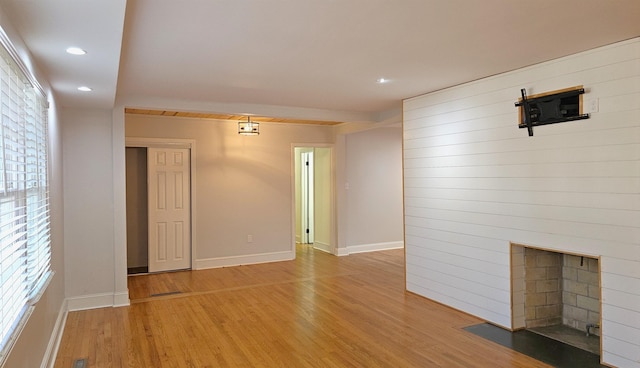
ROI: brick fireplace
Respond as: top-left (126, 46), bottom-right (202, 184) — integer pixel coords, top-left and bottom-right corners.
top-left (511, 244), bottom-right (601, 352)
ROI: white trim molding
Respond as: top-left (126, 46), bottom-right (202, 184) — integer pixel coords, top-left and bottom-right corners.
top-left (113, 291), bottom-right (131, 308)
top-left (347, 241), bottom-right (404, 255)
top-left (194, 251), bottom-right (294, 270)
top-left (312, 241), bottom-right (333, 254)
top-left (40, 299), bottom-right (68, 368)
top-left (336, 247), bottom-right (350, 257)
top-left (66, 293), bottom-right (115, 312)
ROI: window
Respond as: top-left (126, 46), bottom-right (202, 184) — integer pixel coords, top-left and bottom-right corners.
top-left (0, 28), bottom-right (51, 363)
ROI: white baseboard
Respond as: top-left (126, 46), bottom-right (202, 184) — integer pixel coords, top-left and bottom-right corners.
top-left (312, 241), bottom-right (333, 254)
top-left (347, 241), bottom-right (404, 254)
top-left (41, 299), bottom-right (68, 368)
top-left (66, 290), bottom-right (131, 311)
top-left (66, 292), bottom-right (115, 311)
top-left (336, 247), bottom-right (350, 256)
top-left (113, 291), bottom-right (130, 307)
top-left (194, 250), bottom-right (295, 270)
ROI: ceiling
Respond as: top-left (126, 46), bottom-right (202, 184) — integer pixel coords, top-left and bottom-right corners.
top-left (2, 0), bottom-right (640, 123)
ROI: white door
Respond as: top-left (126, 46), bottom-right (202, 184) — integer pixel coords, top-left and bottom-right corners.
top-left (148, 147), bottom-right (191, 272)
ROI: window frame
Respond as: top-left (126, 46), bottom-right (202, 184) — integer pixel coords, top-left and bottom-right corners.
top-left (0, 25), bottom-right (52, 366)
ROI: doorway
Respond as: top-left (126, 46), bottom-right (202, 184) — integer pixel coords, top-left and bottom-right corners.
top-left (125, 139), bottom-right (195, 274)
top-left (293, 146), bottom-right (334, 254)
top-left (125, 147), bottom-right (148, 274)
top-left (299, 150), bottom-right (314, 244)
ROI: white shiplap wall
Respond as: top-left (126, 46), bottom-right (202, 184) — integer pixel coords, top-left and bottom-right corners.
top-left (403, 38), bottom-right (640, 368)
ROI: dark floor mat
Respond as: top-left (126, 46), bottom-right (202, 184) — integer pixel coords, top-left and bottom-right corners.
top-left (463, 323), bottom-right (605, 368)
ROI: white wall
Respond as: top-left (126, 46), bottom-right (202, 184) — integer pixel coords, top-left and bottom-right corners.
top-left (403, 38), bottom-right (640, 368)
top-left (125, 115), bottom-right (334, 267)
top-left (62, 109), bottom-right (117, 305)
top-left (0, 8), bottom-right (66, 367)
top-left (344, 127), bottom-right (404, 253)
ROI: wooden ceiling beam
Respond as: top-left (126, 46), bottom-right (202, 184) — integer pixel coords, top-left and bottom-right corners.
top-left (124, 108), bottom-right (343, 126)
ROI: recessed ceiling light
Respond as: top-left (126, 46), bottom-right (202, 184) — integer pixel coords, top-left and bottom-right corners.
top-left (77, 86), bottom-right (92, 92)
top-left (377, 78), bottom-right (390, 84)
top-left (66, 47), bottom-right (87, 55)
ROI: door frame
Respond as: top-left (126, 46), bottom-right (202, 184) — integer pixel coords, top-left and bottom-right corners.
top-left (291, 143), bottom-right (336, 256)
top-left (300, 150), bottom-right (314, 244)
top-left (126, 137), bottom-right (197, 270)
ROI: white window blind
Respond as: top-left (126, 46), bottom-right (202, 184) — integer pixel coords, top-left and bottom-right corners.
top-left (0, 28), bottom-right (51, 364)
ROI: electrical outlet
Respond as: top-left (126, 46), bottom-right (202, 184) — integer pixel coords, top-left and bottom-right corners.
top-left (588, 98), bottom-right (599, 113)
top-left (247, 235), bottom-right (253, 243)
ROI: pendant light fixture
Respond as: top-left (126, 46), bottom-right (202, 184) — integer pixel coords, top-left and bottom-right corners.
top-left (238, 116), bottom-right (259, 135)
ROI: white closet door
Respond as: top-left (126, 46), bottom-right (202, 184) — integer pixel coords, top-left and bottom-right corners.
top-left (148, 147), bottom-right (191, 272)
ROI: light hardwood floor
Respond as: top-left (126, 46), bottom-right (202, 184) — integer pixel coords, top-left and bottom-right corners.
top-left (54, 245), bottom-right (551, 367)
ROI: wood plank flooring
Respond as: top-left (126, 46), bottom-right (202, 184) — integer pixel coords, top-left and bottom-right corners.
top-left (54, 245), bottom-right (552, 367)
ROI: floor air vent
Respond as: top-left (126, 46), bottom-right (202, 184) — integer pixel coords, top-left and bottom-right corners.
top-left (73, 358), bottom-right (87, 368)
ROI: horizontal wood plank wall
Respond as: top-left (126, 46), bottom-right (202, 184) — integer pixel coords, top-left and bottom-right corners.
top-left (403, 38), bottom-right (640, 368)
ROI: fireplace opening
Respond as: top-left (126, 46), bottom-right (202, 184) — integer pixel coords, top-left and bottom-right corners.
top-left (511, 244), bottom-right (601, 355)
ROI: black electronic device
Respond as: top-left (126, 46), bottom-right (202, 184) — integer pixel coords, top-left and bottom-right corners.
top-left (515, 86), bottom-right (590, 136)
